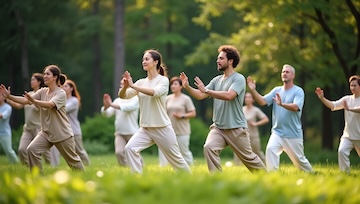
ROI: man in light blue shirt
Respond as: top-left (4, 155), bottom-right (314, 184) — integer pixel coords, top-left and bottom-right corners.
top-left (248, 64), bottom-right (313, 172)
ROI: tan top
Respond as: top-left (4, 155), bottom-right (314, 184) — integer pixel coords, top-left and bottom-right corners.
top-left (24, 91), bottom-right (41, 130)
top-left (242, 106), bottom-right (267, 138)
top-left (333, 95), bottom-right (360, 140)
top-left (119, 74), bottom-right (171, 127)
top-left (32, 87), bottom-right (73, 142)
top-left (166, 93), bottom-right (195, 135)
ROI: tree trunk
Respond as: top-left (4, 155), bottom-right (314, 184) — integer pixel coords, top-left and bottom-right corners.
top-left (321, 86), bottom-right (334, 150)
top-left (11, 0), bottom-right (29, 90)
top-left (93, 0), bottom-right (102, 112)
top-left (113, 0), bottom-right (125, 98)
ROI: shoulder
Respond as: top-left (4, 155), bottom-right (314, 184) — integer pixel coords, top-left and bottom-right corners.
top-left (69, 96), bottom-right (79, 103)
top-left (4, 103), bottom-right (12, 110)
top-left (233, 72), bottom-right (245, 80)
top-left (181, 94), bottom-right (192, 101)
top-left (159, 75), bottom-right (169, 83)
top-left (293, 85), bottom-right (304, 94)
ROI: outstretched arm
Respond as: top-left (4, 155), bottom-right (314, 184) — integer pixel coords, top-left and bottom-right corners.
top-left (247, 77), bottom-right (267, 106)
top-left (315, 87), bottom-right (334, 109)
top-left (180, 72), bottom-right (208, 100)
top-left (0, 84), bottom-right (30, 105)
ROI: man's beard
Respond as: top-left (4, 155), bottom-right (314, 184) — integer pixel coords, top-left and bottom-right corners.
top-left (218, 64), bottom-right (229, 71)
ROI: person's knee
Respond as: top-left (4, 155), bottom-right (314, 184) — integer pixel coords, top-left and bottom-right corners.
top-left (116, 148), bottom-right (125, 156)
top-left (338, 147), bottom-right (347, 156)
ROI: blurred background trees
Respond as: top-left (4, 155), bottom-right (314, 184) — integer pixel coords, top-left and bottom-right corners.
top-left (1, 0), bottom-right (359, 152)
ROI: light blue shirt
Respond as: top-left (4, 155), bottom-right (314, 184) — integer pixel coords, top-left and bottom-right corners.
top-left (206, 72), bottom-right (247, 129)
top-left (263, 85), bottom-right (304, 139)
top-left (0, 103), bottom-right (12, 137)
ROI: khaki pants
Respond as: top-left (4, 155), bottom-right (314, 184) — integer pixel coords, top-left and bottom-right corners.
top-left (233, 134), bottom-right (266, 165)
top-left (125, 126), bottom-right (191, 174)
top-left (50, 134), bottom-right (90, 166)
top-left (18, 127), bottom-right (51, 166)
top-left (266, 133), bottom-right (313, 172)
top-left (338, 137), bottom-right (360, 173)
top-left (204, 125), bottom-right (266, 172)
top-left (115, 134), bottom-right (132, 166)
top-left (27, 131), bottom-right (85, 172)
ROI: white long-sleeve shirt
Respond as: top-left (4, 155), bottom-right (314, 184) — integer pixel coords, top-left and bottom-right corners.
top-left (101, 96), bottom-right (139, 135)
top-left (119, 74), bottom-right (171, 127)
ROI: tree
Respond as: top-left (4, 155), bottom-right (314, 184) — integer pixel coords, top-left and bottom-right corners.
top-left (113, 0), bottom-right (125, 98)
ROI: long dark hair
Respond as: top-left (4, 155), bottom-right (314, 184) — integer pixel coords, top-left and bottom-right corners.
top-left (144, 49), bottom-right (168, 77)
top-left (65, 79), bottom-right (81, 107)
top-left (43, 65), bottom-right (67, 86)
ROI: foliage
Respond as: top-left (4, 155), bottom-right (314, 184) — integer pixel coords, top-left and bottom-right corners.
top-left (0, 155), bottom-right (359, 204)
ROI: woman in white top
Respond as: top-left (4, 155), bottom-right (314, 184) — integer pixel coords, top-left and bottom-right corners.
top-left (101, 79), bottom-right (139, 166)
top-left (119, 49), bottom-right (191, 174)
top-left (316, 75), bottom-right (360, 173)
top-left (234, 92), bottom-right (269, 165)
top-left (159, 76), bottom-right (196, 166)
top-left (6, 73), bottom-right (51, 165)
top-left (51, 79), bottom-right (91, 166)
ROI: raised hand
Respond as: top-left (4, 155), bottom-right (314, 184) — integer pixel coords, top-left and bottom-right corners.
top-left (194, 76), bottom-right (206, 93)
top-left (103, 93), bottom-right (112, 109)
top-left (179, 72), bottom-right (189, 88)
top-left (315, 87), bottom-right (324, 99)
top-left (247, 76), bottom-right (256, 90)
top-left (273, 93), bottom-right (282, 106)
top-left (343, 100), bottom-right (349, 110)
top-left (0, 84), bottom-right (11, 97)
top-left (123, 71), bottom-right (134, 87)
top-left (24, 91), bottom-right (34, 104)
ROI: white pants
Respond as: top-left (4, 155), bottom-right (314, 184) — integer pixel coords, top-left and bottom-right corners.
top-left (159, 134), bottom-right (193, 166)
top-left (266, 133), bottom-right (313, 172)
top-left (125, 126), bottom-right (191, 174)
top-left (338, 137), bottom-right (360, 173)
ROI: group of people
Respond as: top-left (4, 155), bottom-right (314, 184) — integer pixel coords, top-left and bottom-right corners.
top-left (1, 44), bottom-right (359, 174)
top-left (0, 65), bottom-right (88, 172)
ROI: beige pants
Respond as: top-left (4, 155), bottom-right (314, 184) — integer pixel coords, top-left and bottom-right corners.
top-left (27, 131), bottom-right (85, 172)
top-left (204, 125), bottom-right (266, 172)
top-left (18, 127), bottom-right (51, 166)
top-left (233, 134), bottom-right (266, 165)
top-left (125, 126), bottom-right (191, 174)
top-left (159, 134), bottom-right (193, 166)
top-left (50, 134), bottom-right (90, 166)
top-left (266, 133), bottom-right (313, 172)
top-left (115, 134), bottom-right (132, 166)
top-left (338, 137), bottom-right (360, 173)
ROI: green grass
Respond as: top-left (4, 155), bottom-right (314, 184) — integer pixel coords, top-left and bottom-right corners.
top-left (0, 154), bottom-right (359, 204)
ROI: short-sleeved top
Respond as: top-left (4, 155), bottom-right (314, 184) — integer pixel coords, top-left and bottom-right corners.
top-left (23, 91), bottom-right (41, 130)
top-left (263, 85), bottom-right (304, 139)
top-left (206, 72), bottom-right (247, 129)
top-left (66, 96), bottom-right (82, 136)
top-left (119, 74), bottom-right (171, 127)
top-left (166, 93), bottom-right (195, 135)
top-left (243, 106), bottom-right (267, 138)
top-left (332, 95), bottom-right (360, 140)
top-left (32, 87), bottom-right (73, 142)
top-left (0, 103), bottom-right (12, 136)
top-left (101, 96), bottom-right (139, 135)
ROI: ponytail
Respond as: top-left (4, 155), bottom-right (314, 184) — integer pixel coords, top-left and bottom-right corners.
top-left (158, 65), bottom-right (168, 77)
top-left (59, 74), bottom-right (67, 85)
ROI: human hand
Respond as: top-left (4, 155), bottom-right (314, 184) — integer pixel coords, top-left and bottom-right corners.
top-left (180, 72), bottom-right (189, 88)
top-left (194, 76), bottom-right (206, 93)
top-left (123, 71), bottom-right (134, 87)
top-left (343, 100), bottom-right (349, 111)
top-left (172, 112), bottom-right (183, 119)
top-left (24, 91), bottom-right (34, 104)
top-left (0, 84), bottom-right (11, 98)
top-left (273, 93), bottom-right (282, 106)
top-left (315, 87), bottom-right (324, 99)
top-left (103, 93), bottom-right (112, 109)
top-left (247, 76), bottom-right (256, 90)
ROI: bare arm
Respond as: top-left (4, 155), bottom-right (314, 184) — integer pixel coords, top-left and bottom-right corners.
top-left (180, 72), bottom-right (208, 100)
top-left (6, 99), bottom-right (24, 109)
top-left (24, 92), bottom-right (55, 109)
top-left (315, 87), bottom-right (334, 109)
top-left (247, 76), bottom-right (267, 106)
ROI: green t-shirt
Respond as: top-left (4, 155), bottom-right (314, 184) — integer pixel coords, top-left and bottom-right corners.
top-left (206, 72), bottom-right (247, 129)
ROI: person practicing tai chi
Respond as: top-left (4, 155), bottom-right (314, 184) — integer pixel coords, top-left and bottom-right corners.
top-left (158, 76), bottom-right (196, 167)
top-left (233, 92), bottom-right (269, 165)
top-left (6, 73), bottom-right (51, 166)
top-left (50, 79), bottom-right (91, 166)
top-left (247, 64), bottom-right (313, 172)
top-left (0, 65), bottom-right (85, 172)
top-left (119, 49), bottom-right (191, 174)
top-left (101, 78), bottom-right (139, 166)
top-left (315, 75), bottom-right (360, 173)
top-left (180, 45), bottom-right (266, 172)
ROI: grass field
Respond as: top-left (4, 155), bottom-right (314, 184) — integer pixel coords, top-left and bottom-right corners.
top-left (0, 154), bottom-right (359, 204)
